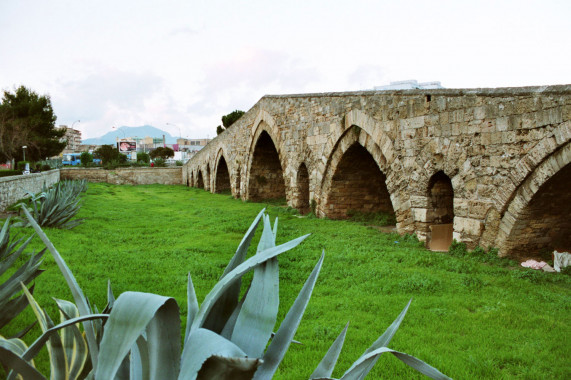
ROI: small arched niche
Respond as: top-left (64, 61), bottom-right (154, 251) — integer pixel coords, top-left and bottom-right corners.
top-left (296, 163), bottom-right (310, 214)
top-left (427, 171), bottom-right (454, 251)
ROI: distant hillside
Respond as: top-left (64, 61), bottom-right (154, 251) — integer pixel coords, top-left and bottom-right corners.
top-left (82, 125), bottom-right (177, 145)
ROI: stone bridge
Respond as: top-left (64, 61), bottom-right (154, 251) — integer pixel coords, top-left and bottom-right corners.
top-left (183, 85), bottom-right (571, 257)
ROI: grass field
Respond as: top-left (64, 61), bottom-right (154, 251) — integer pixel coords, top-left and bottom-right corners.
top-left (2, 182), bottom-right (570, 379)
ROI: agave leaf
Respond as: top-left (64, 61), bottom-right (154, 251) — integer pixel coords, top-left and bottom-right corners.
top-left (365, 299), bottom-right (412, 354)
top-left (230, 215), bottom-right (279, 357)
top-left (201, 209), bottom-right (265, 334)
top-left (179, 328), bottom-right (261, 380)
top-left (54, 299), bottom-right (88, 380)
top-left (230, 257), bottom-right (279, 357)
top-left (146, 298), bottom-right (181, 379)
top-left (0, 346), bottom-right (45, 380)
top-left (20, 285), bottom-right (68, 380)
top-left (95, 291), bottom-right (180, 380)
top-left (0, 335), bottom-right (30, 357)
top-left (310, 322), bottom-right (349, 379)
top-left (253, 251), bottom-right (325, 380)
top-left (131, 334), bottom-right (150, 380)
top-left (0, 284), bottom-right (36, 330)
top-left (9, 314), bottom-right (108, 379)
top-left (192, 232), bottom-right (310, 331)
top-left (340, 347), bottom-right (451, 380)
top-left (0, 250), bottom-right (44, 310)
top-left (198, 355), bottom-right (262, 380)
top-left (220, 282), bottom-right (250, 340)
top-left (185, 273), bottom-right (199, 343)
top-left (351, 298), bottom-right (413, 377)
top-left (272, 216), bottom-right (278, 245)
top-left (21, 206), bottom-right (100, 369)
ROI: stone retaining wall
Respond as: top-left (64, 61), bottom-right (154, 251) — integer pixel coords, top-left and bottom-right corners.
top-left (0, 170), bottom-right (60, 212)
top-left (60, 167), bottom-right (182, 185)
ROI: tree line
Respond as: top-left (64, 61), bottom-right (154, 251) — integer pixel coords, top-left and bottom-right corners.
top-left (0, 86), bottom-right (66, 163)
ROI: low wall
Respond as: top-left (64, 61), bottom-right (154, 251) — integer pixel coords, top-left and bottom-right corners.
top-left (0, 170), bottom-right (60, 212)
top-left (60, 167), bottom-right (183, 185)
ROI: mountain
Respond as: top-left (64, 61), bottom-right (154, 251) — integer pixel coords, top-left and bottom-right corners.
top-left (82, 125), bottom-right (177, 145)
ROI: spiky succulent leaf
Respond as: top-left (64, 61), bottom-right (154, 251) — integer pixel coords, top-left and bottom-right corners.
top-left (21, 206), bottom-right (100, 371)
top-left (6, 314), bottom-right (109, 380)
top-left (0, 219), bottom-right (44, 333)
top-left (54, 299), bottom-right (88, 380)
top-left (192, 232), bottom-right (310, 332)
top-left (253, 251), bottom-right (325, 379)
top-left (185, 273), bottom-right (199, 343)
top-left (340, 347), bottom-right (451, 380)
top-left (95, 291), bottom-right (180, 380)
top-left (201, 209), bottom-right (264, 334)
top-left (0, 346), bottom-right (45, 380)
top-left (310, 322), bottom-right (349, 379)
top-left (230, 214), bottom-right (279, 357)
top-left (180, 328), bottom-right (262, 380)
top-left (20, 285), bottom-right (67, 380)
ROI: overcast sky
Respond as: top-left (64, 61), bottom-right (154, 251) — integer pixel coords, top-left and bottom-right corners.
top-left (1, 0), bottom-right (569, 140)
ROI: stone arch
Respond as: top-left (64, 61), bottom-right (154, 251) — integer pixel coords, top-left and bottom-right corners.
top-left (196, 170), bottom-right (204, 189)
top-left (235, 167), bottom-right (242, 199)
top-left (246, 130), bottom-right (286, 201)
top-left (245, 112), bottom-right (286, 201)
top-left (295, 162), bottom-right (310, 214)
top-left (213, 149), bottom-right (231, 194)
top-left (205, 164), bottom-right (211, 191)
top-left (319, 125), bottom-right (395, 220)
top-left (426, 171), bottom-right (455, 251)
top-left (496, 142), bottom-right (571, 257)
top-left (318, 109), bottom-right (398, 181)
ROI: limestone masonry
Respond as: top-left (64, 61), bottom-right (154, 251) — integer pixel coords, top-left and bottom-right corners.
top-left (184, 85), bottom-right (571, 257)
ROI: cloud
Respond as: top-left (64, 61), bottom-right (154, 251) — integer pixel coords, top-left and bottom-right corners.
top-left (50, 67), bottom-right (173, 138)
top-left (168, 26), bottom-right (199, 37)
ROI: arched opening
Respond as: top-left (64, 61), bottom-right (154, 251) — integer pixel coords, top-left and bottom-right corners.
top-left (427, 171), bottom-right (454, 251)
top-left (189, 172), bottom-right (193, 187)
top-left (196, 170), bottom-right (204, 189)
top-left (235, 168), bottom-right (241, 199)
top-left (504, 163), bottom-right (571, 258)
top-left (215, 156), bottom-right (231, 194)
top-left (205, 164), bottom-right (211, 191)
top-left (325, 143), bottom-right (394, 220)
top-left (296, 163), bottom-right (310, 214)
top-left (248, 131), bottom-right (285, 201)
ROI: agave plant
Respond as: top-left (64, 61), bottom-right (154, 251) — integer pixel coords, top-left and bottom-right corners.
top-left (1, 207), bottom-right (451, 379)
top-left (18, 179), bottom-right (87, 229)
top-left (0, 218), bottom-right (44, 338)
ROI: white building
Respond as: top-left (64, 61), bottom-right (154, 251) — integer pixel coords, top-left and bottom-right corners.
top-left (374, 80), bottom-right (444, 91)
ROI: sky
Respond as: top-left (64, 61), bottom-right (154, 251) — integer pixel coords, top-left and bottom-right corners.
top-left (1, 0), bottom-right (570, 140)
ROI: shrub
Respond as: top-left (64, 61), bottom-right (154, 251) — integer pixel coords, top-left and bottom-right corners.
top-left (175, 160), bottom-right (183, 166)
top-left (0, 170), bottom-right (20, 177)
top-left (153, 158), bottom-right (167, 167)
top-left (137, 151), bottom-right (150, 164)
top-left (80, 152), bottom-right (93, 167)
top-left (1, 210), bottom-right (451, 379)
top-left (17, 161), bottom-right (30, 172)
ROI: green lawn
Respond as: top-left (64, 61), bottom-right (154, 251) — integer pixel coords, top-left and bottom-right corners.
top-left (2, 182), bottom-right (570, 379)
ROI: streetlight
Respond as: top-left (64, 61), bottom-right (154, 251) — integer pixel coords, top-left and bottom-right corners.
top-left (22, 146), bottom-right (27, 161)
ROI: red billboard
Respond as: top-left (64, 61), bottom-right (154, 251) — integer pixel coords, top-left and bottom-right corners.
top-left (118, 141), bottom-right (137, 152)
